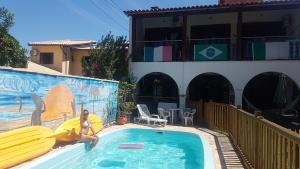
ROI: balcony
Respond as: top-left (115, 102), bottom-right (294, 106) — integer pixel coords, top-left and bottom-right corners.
top-left (131, 36), bottom-right (300, 62)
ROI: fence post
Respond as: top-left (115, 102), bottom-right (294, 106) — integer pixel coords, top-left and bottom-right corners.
top-left (236, 105), bottom-right (241, 148)
top-left (254, 110), bottom-right (263, 119)
top-left (254, 110), bottom-right (263, 168)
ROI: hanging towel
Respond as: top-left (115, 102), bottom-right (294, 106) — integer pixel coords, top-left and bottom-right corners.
top-left (154, 46), bottom-right (163, 62)
top-left (144, 47), bottom-right (154, 62)
top-left (194, 44), bottom-right (228, 61)
top-left (290, 40), bottom-right (300, 59)
top-left (265, 42), bottom-right (289, 60)
top-left (163, 46), bottom-right (172, 61)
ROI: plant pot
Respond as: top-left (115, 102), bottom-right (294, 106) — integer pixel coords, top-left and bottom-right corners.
top-left (117, 115), bottom-right (127, 125)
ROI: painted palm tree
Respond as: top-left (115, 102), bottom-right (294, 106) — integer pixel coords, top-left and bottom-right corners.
top-left (15, 96), bottom-right (22, 113)
top-left (90, 86), bottom-right (100, 114)
top-left (31, 93), bottom-right (45, 125)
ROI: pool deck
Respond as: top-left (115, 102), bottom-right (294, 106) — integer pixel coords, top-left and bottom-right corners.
top-left (15, 123), bottom-right (244, 169)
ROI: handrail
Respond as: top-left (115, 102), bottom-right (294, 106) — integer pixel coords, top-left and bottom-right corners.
top-left (190, 37), bottom-right (231, 41)
top-left (138, 96), bottom-right (179, 99)
top-left (136, 40), bottom-right (182, 43)
top-left (136, 36), bottom-right (295, 42)
top-left (260, 118), bottom-right (300, 142)
top-left (241, 36), bottom-right (290, 39)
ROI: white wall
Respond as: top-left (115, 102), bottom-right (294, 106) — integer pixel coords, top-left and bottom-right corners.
top-left (130, 61), bottom-right (300, 107)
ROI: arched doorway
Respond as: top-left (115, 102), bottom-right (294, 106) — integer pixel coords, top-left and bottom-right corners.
top-left (136, 72), bottom-right (179, 113)
top-left (187, 73), bottom-right (235, 104)
top-left (243, 72), bottom-right (300, 125)
top-left (186, 73), bottom-right (235, 124)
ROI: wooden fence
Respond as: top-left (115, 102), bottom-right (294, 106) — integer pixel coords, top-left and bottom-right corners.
top-left (188, 100), bottom-right (204, 124)
top-left (202, 101), bottom-right (300, 169)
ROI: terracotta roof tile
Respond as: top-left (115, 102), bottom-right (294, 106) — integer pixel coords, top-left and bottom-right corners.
top-left (124, 0), bottom-right (300, 16)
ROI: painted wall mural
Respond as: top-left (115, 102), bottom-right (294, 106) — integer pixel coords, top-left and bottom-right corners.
top-left (0, 69), bottom-right (119, 132)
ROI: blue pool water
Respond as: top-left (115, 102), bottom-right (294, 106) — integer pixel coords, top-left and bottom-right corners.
top-left (0, 112), bottom-right (31, 120)
top-left (28, 128), bottom-right (211, 169)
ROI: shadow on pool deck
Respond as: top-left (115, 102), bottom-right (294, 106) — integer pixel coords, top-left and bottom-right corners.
top-left (196, 126), bottom-right (245, 169)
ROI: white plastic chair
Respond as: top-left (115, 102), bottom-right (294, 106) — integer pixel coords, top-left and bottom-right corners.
top-left (157, 108), bottom-right (171, 121)
top-left (183, 109), bottom-right (196, 126)
top-left (136, 104), bottom-right (167, 126)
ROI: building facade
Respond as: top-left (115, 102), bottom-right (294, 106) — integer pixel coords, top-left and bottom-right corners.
top-left (28, 40), bottom-right (96, 76)
top-left (125, 0), bottom-right (300, 114)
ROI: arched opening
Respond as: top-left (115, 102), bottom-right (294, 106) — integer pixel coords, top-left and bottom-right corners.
top-left (186, 73), bottom-right (235, 124)
top-left (136, 72), bottom-right (179, 113)
top-left (187, 73), bottom-right (235, 103)
top-left (243, 72), bottom-right (300, 127)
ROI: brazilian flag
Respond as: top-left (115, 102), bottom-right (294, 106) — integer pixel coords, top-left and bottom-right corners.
top-left (194, 44), bottom-right (228, 61)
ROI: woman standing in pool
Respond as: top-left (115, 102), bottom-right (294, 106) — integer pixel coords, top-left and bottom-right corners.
top-left (80, 101), bottom-right (99, 147)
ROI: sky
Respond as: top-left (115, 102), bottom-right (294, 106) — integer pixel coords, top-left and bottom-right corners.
top-left (1, 0), bottom-right (217, 49)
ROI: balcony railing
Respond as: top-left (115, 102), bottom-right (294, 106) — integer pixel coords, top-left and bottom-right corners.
top-left (133, 40), bottom-right (182, 62)
top-left (242, 36), bottom-right (299, 61)
top-left (131, 36), bottom-right (300, 62)
top-left (189, 38), bottom-right (233, 61)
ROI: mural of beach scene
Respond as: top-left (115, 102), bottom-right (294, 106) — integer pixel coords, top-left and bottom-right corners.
top-left (0, 68), bottom-right (119, 132)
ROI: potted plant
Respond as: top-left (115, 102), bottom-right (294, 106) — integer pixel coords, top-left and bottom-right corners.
top-left (117, 81), bottom-right (136, 125)
top-left (124, 101), bottom-right (136, 120)
top-left (117, 102), bottom-right (136, 125)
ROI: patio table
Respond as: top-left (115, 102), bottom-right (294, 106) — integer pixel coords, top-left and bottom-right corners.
top-left (167, 108), bottom-right (191, 124)
top-left (167, 108), bottom-right (181, 124)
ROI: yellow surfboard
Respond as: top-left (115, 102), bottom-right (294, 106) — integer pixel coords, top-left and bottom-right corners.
top-left (0, 126), bottom-right (55, 169)
top-left (55, 114), bottom-right (103, 142)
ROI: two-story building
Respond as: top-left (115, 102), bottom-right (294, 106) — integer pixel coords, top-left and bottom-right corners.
top-left (125, 0), bottom-right (300, 119)
top-left (28, 40), bottom-right (96, 76)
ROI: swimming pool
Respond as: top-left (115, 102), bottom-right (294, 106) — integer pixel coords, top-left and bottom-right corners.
top-left (25, 128), bottom-right (214, 169)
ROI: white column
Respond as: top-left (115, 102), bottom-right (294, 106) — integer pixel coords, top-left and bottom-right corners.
top-left (61, 47), bottom-right (71, 75)
top-left (62, 60), bottom-right (70, 75)
top-left (234, 88), bottom-right (243, 107)
top-left (179, 95), bottom-right (186, 108)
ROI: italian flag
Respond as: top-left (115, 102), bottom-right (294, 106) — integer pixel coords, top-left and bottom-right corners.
top-left (251, 42), bottom-right (290, 60)
top-left (144, 46), bottom-right (172, 62)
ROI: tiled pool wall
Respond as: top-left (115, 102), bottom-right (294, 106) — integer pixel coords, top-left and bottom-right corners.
top-left (0, 68), bottom-right (119, 131)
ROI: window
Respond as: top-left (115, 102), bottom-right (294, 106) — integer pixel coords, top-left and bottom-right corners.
top-left (82, 56), bottom-right (91, 64)
top-left (39, 53), bottom-right (53, 64)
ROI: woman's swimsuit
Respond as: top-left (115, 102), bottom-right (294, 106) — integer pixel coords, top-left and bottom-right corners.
top-left (82, 121), bottom-right (91, 129)
top-left (80, 120), bottom-right (91, 136)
